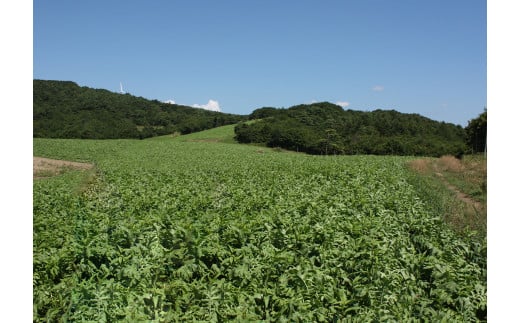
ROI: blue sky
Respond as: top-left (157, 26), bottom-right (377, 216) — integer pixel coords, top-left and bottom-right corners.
top-left (34, 0), bottom-right (486, 125)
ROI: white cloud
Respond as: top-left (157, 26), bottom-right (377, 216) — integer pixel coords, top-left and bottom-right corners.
top-left (372, 85), bottom-right (384, 92)
top-left (164, 99), bottom-right (176, 104)
top-left (336, 101), bottom-right (350, 108)
top-left (193, 99), bottom-right (221, 112)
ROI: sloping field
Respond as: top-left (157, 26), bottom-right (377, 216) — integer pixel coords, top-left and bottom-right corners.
top-left (33, 126), bottom-right (486, 321)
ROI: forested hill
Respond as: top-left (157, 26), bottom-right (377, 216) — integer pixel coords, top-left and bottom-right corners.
top-left (235, 102), bottom-right (466, 157)
top-left (33, 80), bottom-right (246, 139)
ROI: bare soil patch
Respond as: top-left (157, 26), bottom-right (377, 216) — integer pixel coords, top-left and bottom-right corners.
top-left (185, 139), bottom-right (221, 143)
top-left (33, 157), bottom-right (94, 179)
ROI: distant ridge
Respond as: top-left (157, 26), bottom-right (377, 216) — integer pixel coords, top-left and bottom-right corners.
top-left (234, 102), bottom-right (467, 157)
top-left (33, 80), bottom-right (246, 139)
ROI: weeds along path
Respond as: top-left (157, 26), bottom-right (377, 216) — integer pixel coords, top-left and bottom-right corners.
top-left (434, 171), bottom-right (483, 211)
top-left (407, 155), bottom-right (486, 236)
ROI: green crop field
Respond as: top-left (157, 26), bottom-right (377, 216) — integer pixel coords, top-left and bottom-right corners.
top-left (33, 126), bottom-right (486, 322)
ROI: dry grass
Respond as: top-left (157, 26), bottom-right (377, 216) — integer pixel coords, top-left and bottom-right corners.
top-left (33, 157), bottom-right (94, 179)
top-left (407, 158), bottom-right (431, 174)
top-left (438, 155), bottom-right (464, 172)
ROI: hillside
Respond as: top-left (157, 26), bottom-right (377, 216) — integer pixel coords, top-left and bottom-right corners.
top-left (235, 102), bottom-right (466, 157)
top-left (33, 80), bottom-right (246, 139)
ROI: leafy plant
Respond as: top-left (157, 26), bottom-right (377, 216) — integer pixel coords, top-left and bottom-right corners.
top-left (33, 128), bottom-right (486, 321)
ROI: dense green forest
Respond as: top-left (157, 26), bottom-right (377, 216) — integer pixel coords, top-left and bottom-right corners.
top-left (33, 80), bottom-right (246, 139)
top-left (234, 102), bottom-right (467, 157)
top-left (34, 80), bottom-right (485, 157)
top-left (465, 109), bottom-right (487, 154)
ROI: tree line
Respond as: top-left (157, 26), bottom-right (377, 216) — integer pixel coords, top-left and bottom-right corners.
top-left (234, 102), bottom-right (474, 157)
top-left (33, 80), bottom-right (246, 139)
top-left (34, 80), bottom-right (486, 157)
top-left (465, 109), bottom-right (486, 154)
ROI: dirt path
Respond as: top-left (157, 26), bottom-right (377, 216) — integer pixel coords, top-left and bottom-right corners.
top-left (33, 157), bottom-right (94, 179)
top-left (434, 172), bottom-right (483, 211)
top-left (408, 156), bottom-right (486, 234)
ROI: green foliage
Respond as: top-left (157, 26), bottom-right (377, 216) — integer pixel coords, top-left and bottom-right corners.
top-left (248, 107), bottom-right (280, 120)
top-left (465, 109), bottom-right (487, 153)
top-left (34, 129), bottom-right (486, 322)
top-left (236, 102), bottom-right (466, 157)
top-left (33, 80), bottom-right (246, 139)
